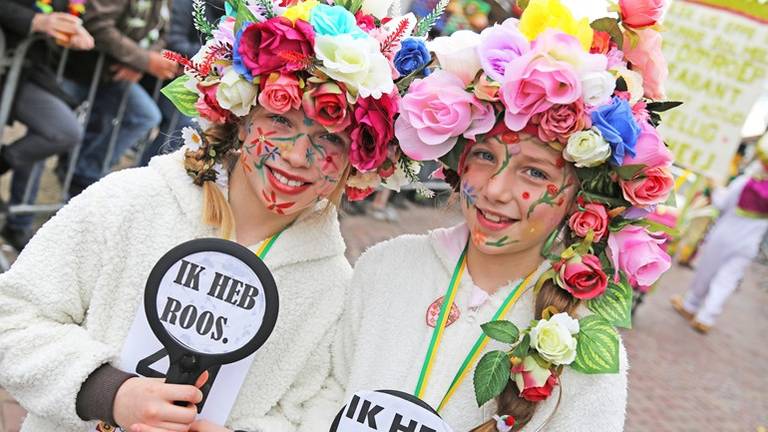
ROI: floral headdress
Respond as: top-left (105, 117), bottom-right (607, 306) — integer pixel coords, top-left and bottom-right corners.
top-left (393, 0), bottom-right (680, 414)
top-left (161, 0), bottom-right (450, 199)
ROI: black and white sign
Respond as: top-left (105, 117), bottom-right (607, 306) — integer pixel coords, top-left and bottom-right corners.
top-left (331, 390), bottom-right (454, 432)
top-left (92, 238), bottom-right (278, 429)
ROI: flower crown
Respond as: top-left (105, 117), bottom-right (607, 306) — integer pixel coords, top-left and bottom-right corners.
top-left (161, 0), bottom-right (449, 197)
top-left (393, 0), bottom-right (680, 411)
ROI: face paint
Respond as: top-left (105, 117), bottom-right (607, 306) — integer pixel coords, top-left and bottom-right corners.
top-left (526, 178), bottom-right (573, 218)
top-left (485, 235), bottom-right (519, 248)
top-left (461, 180), bottom-right (477, 209)
top-left (522, 192), bottom-right (530, 200)
top-left (261, 190), bottom-right (296, 215)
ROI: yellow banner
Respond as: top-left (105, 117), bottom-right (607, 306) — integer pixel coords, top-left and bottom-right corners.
top-left (686, 0), bottom-right (768, 23)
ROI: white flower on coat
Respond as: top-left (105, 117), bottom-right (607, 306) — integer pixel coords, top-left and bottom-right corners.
top-left (215, 68), bottom-right (258, 117)
top-left (530, 312), bottom-right (580, 365)
top-left (428, 30), bottom-right (482, 85)
top-left (315, 35), bottom-right (395, 100)
top-left (564, 128), bottom-right (612, 168)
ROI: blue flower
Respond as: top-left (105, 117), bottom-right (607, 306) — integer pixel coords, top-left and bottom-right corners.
top-left (309, 4), bottom-right (367, 39)
top-left (394, 38), bottom-right (431, 77)
top-left (590, 97), bottom-right (640, 165)
top-left (232, 26), bottom-right (254, 82)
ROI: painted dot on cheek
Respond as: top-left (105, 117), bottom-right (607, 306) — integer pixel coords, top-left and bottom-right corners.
top-left (522, 192), bottom-right (530, 200)
top-left (556, 157), bottom-right (566, 169)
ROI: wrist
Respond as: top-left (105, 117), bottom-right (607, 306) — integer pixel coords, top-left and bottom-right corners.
top-left (30, 14), bottom-right (46, 34)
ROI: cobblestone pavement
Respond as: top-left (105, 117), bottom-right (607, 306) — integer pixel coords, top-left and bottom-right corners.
top-left (2, 203), bottom-right (766, 431)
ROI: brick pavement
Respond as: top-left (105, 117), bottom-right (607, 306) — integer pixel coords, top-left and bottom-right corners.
top-left (1, 203), bottom-right (766, 431)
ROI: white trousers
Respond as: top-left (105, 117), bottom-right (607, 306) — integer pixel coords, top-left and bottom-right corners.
top-left (683, 255), bottom-right (752, 326)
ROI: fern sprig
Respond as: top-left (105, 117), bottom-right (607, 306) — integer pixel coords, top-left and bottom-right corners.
top-left (193, 0), bottom-right (215, 39)
top-left (414, 0), bottom-right (448, 36)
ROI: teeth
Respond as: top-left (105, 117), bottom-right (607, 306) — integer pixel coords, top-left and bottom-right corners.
top-left (481, 210), bottom-right (510, 223)
top-left (273, 170), bottom-right (304, 188)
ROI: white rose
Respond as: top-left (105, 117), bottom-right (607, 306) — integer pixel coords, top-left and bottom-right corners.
top-left (581, 71), bottom-right (616, 107)
top-left (427, 30), bottom-right (482, 85)
top-left (530, 312), bottom-right (580, 366)
top-left (564, 128), bottom-right (612, 168)
top-left (315, 35), bottom-right (395, 100)
top-left (362, 0), bottom-right (395, 19)
top-left (215, 68), bottom-right (258, 117)
top-left (612, 67), bottom-right (644, 105)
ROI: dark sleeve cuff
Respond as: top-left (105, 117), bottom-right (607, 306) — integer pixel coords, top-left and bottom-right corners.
top-left (76, 364), bottom-right (136, 425)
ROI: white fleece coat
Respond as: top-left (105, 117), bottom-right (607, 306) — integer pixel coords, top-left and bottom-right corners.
top-left (0, 150), bottom-right (351, 432)
top-left (337, 224), bottom-right (628, 431)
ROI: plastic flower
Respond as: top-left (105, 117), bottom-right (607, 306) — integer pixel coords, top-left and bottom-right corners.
top-left (553, 253), bottom-right (608, 300)
top-left (530, 312), bottom-right (580, 365)
top-left (478, 18), bottom-right (530, 82)
top-left (349, 92), bottom-right (399, 172)
top-left (258, 72), bottom-right (302, 114)
top-left (608, 225), bottom-right (671, 289)
top-left (590, 96), bottom-right (641, 165)
top-left (518, 0), bottom-right (593, 51)
top-left (237, 17), bottom-right (316, 77)
top-left (563, 128), bottom-right (612, 168)
top-left (393, 38), bottom-right (431, 77)
top-left (361, 0), bottom-right (395, 19)
top-left (428, 30), bottom-right (483, 85)
top-left (283, 0), bottom-right (319, 23)
top-left (181, 127), bottom-right (203, 151)
top-left (216, 68), bottom-right (259, 116)
top-left (510, 356), bottom-right (558, 402)
top-left (568, 203), bottom-right (609, 241)
top-left (315, 35), bottom-right (395, 99)
top-left (302, 80), bottom-right (351, 132)
top-left (309, 4), bottom-right (368, 39)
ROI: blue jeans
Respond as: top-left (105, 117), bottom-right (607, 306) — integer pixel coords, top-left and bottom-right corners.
top-left (139, 92), bottom-right (192, 166)
top-left (62, 79), bottom-right (161, 193)
top-left (5, 81), bottom-right (82, 232)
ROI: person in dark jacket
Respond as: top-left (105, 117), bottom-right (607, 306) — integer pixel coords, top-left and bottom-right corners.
top-left (0, 0), bottom-right (94, 251)
top-left (139, 0), bottom-right (226, 166)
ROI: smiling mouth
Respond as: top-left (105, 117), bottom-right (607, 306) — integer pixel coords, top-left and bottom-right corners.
top-left (266, 165), bottom-right (312, 195)
top-left (476, 208), bottom-right (519, 231)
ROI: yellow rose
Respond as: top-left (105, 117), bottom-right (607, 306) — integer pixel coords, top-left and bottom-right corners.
top-left (283, 0), bottom-right (319, 23)
top-left (519, 0), bottom-right (594, 51)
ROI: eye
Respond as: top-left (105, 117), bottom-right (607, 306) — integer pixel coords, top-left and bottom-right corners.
top-left (319, 133), bottom-right (344, 147)
top-left (269, 114), bottom-right (292, 127)
top-left (526, 167), bottom-right (549, 180)
top-left (471, 149), bottom-right (495, 162)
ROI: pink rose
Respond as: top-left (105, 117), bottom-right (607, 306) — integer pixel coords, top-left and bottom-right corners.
top-left (619, 0), bottom-right (665, 28)
top-left (553, 254), bottom-right (608, 300)
top-left (620, 166), bottom-right (674, 207)
top-left (349, 93), bottom-right (399, 172)
top-left (302, 81), bottom-right (351, 133)
top-left (568, 203), bottom-right (609, 241)
top-left (237, 17), bottom-right (315, 77)
top-left (623, 28), bottom-right (667, 100)
top-left (623, 122), bottom-right (672, 168)
top-left (258, 72), bottom-right (302, 114)
top-left (500, 52), bottom-right (582, 131)
top-left (530, 100), bottom-right (591, 144)
top-left (195, 83), bottom-right (232, 124)
top-left (473, 73), bottom-right (501, 102)
top-left (396, 70), bottom-right (495, 160)
top-left (608, 225), bottom-right (671, 289)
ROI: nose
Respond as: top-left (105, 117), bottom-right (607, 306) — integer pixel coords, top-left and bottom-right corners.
top-left (282, 133), bottom-right (312, 169)
top-left (483, 169), bottom-right (517, 205)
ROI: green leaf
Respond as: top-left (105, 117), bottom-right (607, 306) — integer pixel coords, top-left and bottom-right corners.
top-left (511, 333), bottom-right (531, 359)
top-left (587, 275), bottom-right (633, 329)
top-left (590, 17), bottom-right (624, 50)
top-left (615, 164), bottom-right (645, 181)
top-left (517, 0), bottom-right (530, 10)
top-left (473, 351), bottom-right (510, 406)
top-left (234, 0), bottom-right (258, 33)
top-left (160, 76), bottom-right (200, 118)
top-left (646, 101), bottom-right (683, 113)
top-left (438, 137), bottom-right (467, 172)
top-left (481, 321), bottom-right (520, 344)
top-left (572, 315), bottom-right (620, 374)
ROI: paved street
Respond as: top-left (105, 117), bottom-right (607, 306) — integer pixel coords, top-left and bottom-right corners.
top-left (2, 203), bottom-right (767, 431)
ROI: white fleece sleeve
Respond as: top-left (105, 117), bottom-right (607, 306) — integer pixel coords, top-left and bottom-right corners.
top-left (530, 339), bottom-right (629, 431)
top-left (0, 179), bottom-right (123, 428)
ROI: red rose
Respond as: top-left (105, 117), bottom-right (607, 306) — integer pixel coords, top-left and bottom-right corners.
top-left (530, 100), bottom-right (592, 145)
top-left (520, 374), bottom-right (558, 402)
top-left (355, 11), bottom-right (377, 32)
top-left (591, 31), bottom-right (611, 54)
top-left (620, 166), bottom-right (674, 207)
top-left (568, 203), bottom-right (609, 241)
top-left (195, 83), bottom-right (232, 124)
top-left (302, 81), bottom-right (352, 133)
top-left (554, 254), bottom-right (608, 300)
top-left (237, 17), bottom-right (315, 77)
top-left (349, 92), bottom-right (399, 172)
top-left (345, 186), bottom-right (375, 201)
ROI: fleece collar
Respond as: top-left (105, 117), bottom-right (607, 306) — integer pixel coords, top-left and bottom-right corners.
top-left (149, 150), bottom-right (346, 270)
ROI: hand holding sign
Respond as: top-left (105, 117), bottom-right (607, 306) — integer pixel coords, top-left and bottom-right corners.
top-left (115, 377), bottom-right (203, 431)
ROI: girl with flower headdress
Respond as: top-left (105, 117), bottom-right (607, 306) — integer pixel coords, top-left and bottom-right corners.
top-left (338, 0), bottom-right (677, 430)
top-left (0, 1), bottom-right (419, 431)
